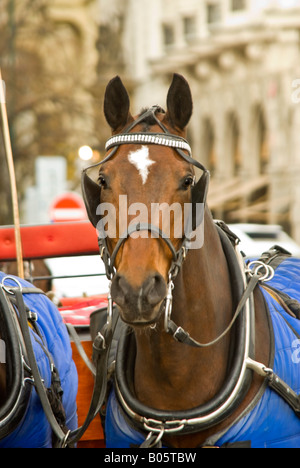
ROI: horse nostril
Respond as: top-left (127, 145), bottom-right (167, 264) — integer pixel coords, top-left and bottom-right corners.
top-left (143, 274), bottom-right (166, 306)
top-left (111, 273), bottom-right (167, 311)
top-left (111, 274), bottom-right (130, 307)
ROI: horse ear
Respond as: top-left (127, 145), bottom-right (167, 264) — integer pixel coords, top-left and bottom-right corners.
top-left (104, 76), bottom-right (132, 132)
top-left (166, 74), bottom-right (193, 131)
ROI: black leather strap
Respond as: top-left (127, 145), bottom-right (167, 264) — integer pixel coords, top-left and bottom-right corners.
top-left (267, 371), bottom-right (300, 417)
top-left (12, 289), bottom-right (68, 447)
top-left (0, 287), bottom-right (32, 440)
top-left (166, 273), bottom-right (259, 348)
top-left (111, 223), bottom-right (178, 268)
top-left (66, 317), bottom-right (117, 446)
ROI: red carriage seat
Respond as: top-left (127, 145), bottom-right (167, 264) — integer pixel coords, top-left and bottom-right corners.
top-left (0, 221), bottom-right (99, 260)
top-left (0, 221), bottom-right (107, 326)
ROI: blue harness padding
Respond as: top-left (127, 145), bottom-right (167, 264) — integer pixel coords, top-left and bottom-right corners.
top-left (215, 257), bottom-right (300, 448)
top-left (106, 390), bottom-right (146, 448)
top-left (105, 258), bottom-right (300, 448)
top-left (0, 273), bottom-right (78, 448)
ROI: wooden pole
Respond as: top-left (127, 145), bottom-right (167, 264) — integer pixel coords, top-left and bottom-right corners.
top-left (0, 69), bottom-right (24, 278)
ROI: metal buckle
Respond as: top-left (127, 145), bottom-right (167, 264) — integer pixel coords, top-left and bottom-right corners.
top-left (27, 310), bottom-right (38, 322)
top-left (164, 278), bottom-right (174, 332)
top-left (94, 331), bottom-right (106, 351)
top-left (144, 417), bottom-right (186, 435)
top-left (107, 280), bottom-right (113, 330)
top-left (143, 427), bottom-right (165, 447)
top-left (173, 326), bottom-right (184, 342)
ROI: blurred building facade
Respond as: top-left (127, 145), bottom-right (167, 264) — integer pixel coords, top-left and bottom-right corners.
top-left (99, 0), bottom-right (300, 242)
top-left (0, 0), bottom-right (102, 224)
top-left (41, 0), bottom-right (100, 151)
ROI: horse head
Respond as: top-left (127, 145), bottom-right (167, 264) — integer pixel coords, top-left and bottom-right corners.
top-left (82, 74), bottom-right (208, 327)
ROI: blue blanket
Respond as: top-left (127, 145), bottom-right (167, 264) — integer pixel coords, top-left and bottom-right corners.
top-left (105, 258), bottom-right (300, 448)
top-left (216, 258), bottom-right (300, 448)
top-left (0, 273), bottom-right (78, 448)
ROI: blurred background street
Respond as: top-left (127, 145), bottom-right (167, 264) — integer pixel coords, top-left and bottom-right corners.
top-left (1, 0), bottom-right (300, 253)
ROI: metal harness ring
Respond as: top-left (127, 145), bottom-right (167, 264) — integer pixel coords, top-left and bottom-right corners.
top-left (247, 261), bottom-right (275, 282)
top-left (1, 276), bottom-right (23, 295)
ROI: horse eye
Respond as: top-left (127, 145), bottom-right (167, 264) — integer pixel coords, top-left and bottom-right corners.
top-left (182, 176), bottom-right (194, 190)
top-left (98, 175), bottom-right (108, 188)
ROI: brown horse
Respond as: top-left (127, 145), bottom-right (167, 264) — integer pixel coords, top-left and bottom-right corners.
top-left (0, 260), bottom-right (52, 293)
top-left (83, 74), bottom-right (272, 448)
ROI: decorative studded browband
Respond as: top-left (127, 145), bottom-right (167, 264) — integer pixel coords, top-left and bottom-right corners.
top-left (105, 132), bottom-right (192, 155)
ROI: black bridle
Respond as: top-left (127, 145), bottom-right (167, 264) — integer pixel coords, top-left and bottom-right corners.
top-left (81, 107), bottom-right (254, 347)
top-left (82, 107), bottom-right (209, 273)
top-left (81, 106), bottom-right (210, 331)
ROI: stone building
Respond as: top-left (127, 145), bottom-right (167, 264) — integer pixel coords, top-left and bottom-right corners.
top-left (0, 0), bottom-right (101, 224)
top-left (41, 0), bottom-right (100, 150)
top-left (98, 0), bottom-right (300, 242)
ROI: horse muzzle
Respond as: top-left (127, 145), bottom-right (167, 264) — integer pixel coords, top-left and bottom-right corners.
top-left (111, 272), bottom-right (167, 326)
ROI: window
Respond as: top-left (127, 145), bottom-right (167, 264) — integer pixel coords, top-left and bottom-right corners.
top-left (206, 3), bottom-right (221, 24)
top-left (231, 0), bottom-right (246, 11)
top-left (183, 17), bottom-right (196, 40)
top-left (163, 24), bottom-right (175, 47)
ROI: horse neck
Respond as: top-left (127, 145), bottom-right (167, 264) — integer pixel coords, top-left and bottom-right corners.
top-left (134, 209), bottom-right (234, 410)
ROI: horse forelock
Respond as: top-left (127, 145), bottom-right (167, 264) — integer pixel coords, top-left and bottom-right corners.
top-left (137, 106), bottom-right (166, 132)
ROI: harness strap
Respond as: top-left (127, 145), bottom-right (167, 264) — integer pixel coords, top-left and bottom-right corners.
top-left (245, 246), bottom-right (300, 418)
top-left (246, 357), bottom-right (300, 419)
top-left (66, 316), bottom-right (117, 446)
top-left (11, 288), bottom-right (69, 447)
top-left (0, 286), bottom-right (32, 440)
top-left (66, 323), bottom-right (95, 376)
top-left (255, 245), bottom-right (300, 320)
top-left (110, 223), bottom-right (178, 269)
top-left (262, 284), bottom-right (300, 320)
top-left (268, 372), bottom-right (300, 416)
top-left (166, 274), bottom-right (259, 348)
top-left (257, 244), bottom-right (292, 269)
top-left (1, 280), bottom-right (118, 447)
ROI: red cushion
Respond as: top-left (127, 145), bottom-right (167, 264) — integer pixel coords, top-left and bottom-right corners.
top-left (0, 221), bottom-right (99, 260)
top-left (59, 296), bottom-right (108, 326)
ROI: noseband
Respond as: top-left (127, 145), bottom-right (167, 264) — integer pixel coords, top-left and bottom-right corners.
top-left (82, 106), bottom-right (210, 332)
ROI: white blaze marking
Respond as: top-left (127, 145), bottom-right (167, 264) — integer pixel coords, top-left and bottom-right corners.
top-left (128, 146), bottom-right (155, 184)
